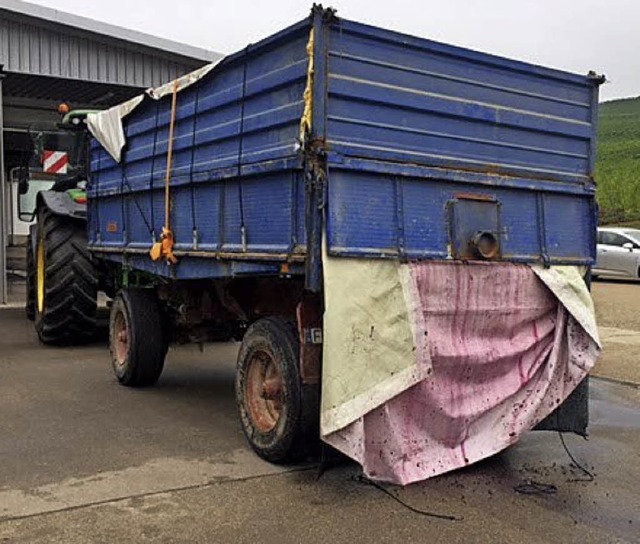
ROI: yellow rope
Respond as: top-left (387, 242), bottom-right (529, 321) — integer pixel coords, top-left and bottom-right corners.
top-left (150, 78), bottom-right (179, 263)
top-left (299, 28), bottom-right (315, 142)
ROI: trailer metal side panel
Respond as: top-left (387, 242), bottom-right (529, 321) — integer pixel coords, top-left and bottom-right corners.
top-left (325, 19), bottom-right (597, 183)
top-left (87, 13), bottom-right (601, 279)
top-left (323, 19), bottom-right (600, 263)
top-left (325, 167), bottom-right (595, 264)
top-left (87, 20), bottom-right (310, 277)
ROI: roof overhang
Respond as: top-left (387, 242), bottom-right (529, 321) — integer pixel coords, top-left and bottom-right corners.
top-left (0, 0), bottom-right (221, 62)
top-left (2, 71), bottom-right (143, 107)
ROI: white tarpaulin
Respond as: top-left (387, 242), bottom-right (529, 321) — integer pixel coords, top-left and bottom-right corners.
top-left (321, 258), bottom-right (601, 485)
top-left (320, 256), bottom-right (431, 435)
top-left (86, 60), bottom-right (223, 163)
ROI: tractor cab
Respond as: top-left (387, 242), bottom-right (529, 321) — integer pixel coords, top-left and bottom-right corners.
top-left (16, 106), bottom-right (94, 222)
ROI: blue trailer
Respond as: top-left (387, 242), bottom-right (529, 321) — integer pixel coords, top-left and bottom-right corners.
top-left (37, 6), bottom-right (602, 461)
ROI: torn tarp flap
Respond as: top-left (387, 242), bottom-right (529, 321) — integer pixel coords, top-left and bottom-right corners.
top-left (86, 59), bottom-right (223, 163)
top-left (85, 95), bottom-right (144, 164)
top-left (320, 255), bottom-right (432, 436)
top-left (321, 260), bottom-right (600, 485)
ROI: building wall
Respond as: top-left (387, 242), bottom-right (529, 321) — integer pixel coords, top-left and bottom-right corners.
top-left (0, 9), bottom-right (214, 88)
top-left (0, 2), bottom-right (223, 299)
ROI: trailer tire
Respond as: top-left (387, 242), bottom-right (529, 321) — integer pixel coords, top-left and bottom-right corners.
top-left (109, 288), bottom-right (165, 387)
top-left (25, 232), bottom-right (36, 321)
top-left (236, 316), bottom-right (318, 463)
top-left (35, 208), bottom-right (97, 344)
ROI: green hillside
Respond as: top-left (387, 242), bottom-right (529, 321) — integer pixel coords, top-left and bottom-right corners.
top-left (596, 96), bottom-right (640, 225)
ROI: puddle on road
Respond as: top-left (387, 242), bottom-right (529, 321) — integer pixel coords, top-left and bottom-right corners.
top-left (590, 379), bottom-right (640, 430)
top-left (591, 398), bottom-right (640, 429)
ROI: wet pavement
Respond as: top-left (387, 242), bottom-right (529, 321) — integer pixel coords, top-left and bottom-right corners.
top-left (0, 280), bottom-right (638, 543)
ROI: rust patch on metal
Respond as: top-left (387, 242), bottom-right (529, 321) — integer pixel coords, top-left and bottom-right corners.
top-left (296, 292), bottom-right (323, 385)
top-left (471, 231), bottom-right (500, 260)
top-left (246, 349), bottom-right (282, 433)
top-left (89, 245), bottom-right (306, 263)
top-left (453, 192), bottom-right (495, 202)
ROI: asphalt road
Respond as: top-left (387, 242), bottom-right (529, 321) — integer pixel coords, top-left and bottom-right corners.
top-left (0, 280), bottom-right (639, 543)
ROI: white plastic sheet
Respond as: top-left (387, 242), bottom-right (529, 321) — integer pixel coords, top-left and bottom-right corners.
top-left (87, 60), bottom-right (222, 163)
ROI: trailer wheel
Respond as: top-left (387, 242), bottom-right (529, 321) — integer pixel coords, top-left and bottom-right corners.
top-left (25, 232), bottom-right (36, 321)
top-left (109, 289), bottom-right (166, 387)
top-left (35, 208), bottom-right (98, 344)
top-left (236, 317), bottom-right (318, 463)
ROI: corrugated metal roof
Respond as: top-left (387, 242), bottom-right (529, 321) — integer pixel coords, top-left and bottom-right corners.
top-left (0, 0), bottom-right (223, 90)
top-left (0, 0), bottom-right (220, 63)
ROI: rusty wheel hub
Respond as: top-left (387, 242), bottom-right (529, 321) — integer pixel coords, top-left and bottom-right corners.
top-left (113, 311), bottom-right (129, 366)
top-left (246, 350), bottom-right (284, 433)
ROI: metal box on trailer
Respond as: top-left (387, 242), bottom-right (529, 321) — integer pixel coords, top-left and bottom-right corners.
top-left (87, 10), bottom-right (602, 280)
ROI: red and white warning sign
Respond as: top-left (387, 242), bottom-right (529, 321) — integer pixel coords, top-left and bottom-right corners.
top-left (42, 150), bottom-right (69, 174)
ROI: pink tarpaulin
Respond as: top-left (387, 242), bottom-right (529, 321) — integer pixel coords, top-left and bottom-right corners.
top-left (323, 262), bottom-right (600, 485)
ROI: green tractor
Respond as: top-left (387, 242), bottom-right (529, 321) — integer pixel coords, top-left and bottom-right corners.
top-left (18, 109), bottom-right (100, 344)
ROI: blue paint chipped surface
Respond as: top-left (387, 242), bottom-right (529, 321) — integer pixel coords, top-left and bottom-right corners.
top-left (87, 12), bottom-right (601, 279)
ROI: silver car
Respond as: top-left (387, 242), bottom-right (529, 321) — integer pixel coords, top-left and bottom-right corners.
top-left (593, 227), bottom-right (640, 279)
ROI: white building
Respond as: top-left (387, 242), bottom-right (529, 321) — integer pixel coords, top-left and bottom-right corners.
top-left (0, 0), bottom-right (222, 302)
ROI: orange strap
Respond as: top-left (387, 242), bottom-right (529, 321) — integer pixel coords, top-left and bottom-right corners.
top-left (150, 79), bottom-right (179, 264)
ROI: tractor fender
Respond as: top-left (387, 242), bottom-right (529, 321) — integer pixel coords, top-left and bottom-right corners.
top-left (37, 190), bottom-right (87, 222)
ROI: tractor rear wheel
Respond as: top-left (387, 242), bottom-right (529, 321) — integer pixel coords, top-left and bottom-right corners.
top-left (35, 208), bottom-right (98, 344)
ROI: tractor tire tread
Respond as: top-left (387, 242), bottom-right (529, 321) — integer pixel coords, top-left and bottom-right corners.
top-left (35, 208), bottom-right (98, 345)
